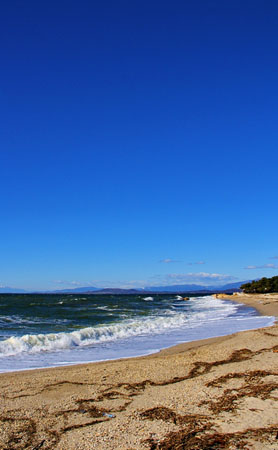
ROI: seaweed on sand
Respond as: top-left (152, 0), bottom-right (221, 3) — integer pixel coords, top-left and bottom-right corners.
top-left (145, 425), bottom-right (278, 449)
top-left (206, 369), bottom-right (278, 387)
top-left (140, 406), bottom-right (208, 427)
top-left (142, 409), bottom-right (278, 450)
top-left (204, 380), bottom-right (278, 414)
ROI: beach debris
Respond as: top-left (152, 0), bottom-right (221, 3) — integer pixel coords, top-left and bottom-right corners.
top-left (145, 425), bottom-right (278, 449)
top-left (32, 441), bottom-right (45, 450)
top-left (103, 412), bottom-right (116, 418)
top-left (203, 378), bottom-right (278, 414)
top-left (140, 407), bottom-right (207, 427)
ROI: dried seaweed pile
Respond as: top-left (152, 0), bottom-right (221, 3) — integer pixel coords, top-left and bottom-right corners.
top-left (203, 369), bottom-right (278, 414)
top-left (0, 343), bottom-right (277, 449)
top-left (145, 425), bottom-right (278, 450)
top-left (142, 406), bottom-right (278, 449)
top-left (141, 361), bottom-right (278, 449)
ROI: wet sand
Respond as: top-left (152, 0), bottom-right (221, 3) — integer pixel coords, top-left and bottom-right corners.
top-left (0, 293), bottom-right (277, 449)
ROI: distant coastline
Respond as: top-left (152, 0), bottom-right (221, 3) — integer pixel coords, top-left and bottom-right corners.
top-left (0, 280), bottom-right (249, 295)
top-left (214, 291), bottom-right (278, 318)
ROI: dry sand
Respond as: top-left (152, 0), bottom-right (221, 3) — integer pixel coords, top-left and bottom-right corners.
top-left (0, 294), bottom-right (277, 449)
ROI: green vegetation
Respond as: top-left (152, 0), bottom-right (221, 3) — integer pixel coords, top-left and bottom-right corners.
top-left (241, 276), bottom-right (278, 293)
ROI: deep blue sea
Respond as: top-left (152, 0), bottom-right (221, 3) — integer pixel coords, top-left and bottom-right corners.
top-left (0, 293), bottom-right (274, 372)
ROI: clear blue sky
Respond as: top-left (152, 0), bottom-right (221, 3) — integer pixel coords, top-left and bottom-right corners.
top-left (1, 1), bottom-right (278, 290)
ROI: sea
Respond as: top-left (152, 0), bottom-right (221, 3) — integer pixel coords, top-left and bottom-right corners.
top-left (0, 293), bottom-right (274, 373)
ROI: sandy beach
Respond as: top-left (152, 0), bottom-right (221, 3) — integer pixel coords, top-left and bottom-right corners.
top-left (0, 294), bottom-right (277, 449)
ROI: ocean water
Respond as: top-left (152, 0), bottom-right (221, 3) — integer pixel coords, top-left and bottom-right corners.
top-left (0, 293), bottom-right (274, 373)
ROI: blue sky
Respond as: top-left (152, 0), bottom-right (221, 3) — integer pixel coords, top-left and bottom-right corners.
top-left (1, 1), bottom-right (278, 290)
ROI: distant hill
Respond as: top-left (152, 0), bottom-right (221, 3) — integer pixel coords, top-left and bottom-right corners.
top-left (84, 288), bottom-right (144, 294)
top-left (0, 287), bottom-right (27, 293)
top-left (144, 284), bottom-right (208, 292)
top-left (213, 281), bottom-right (251, 291)
top-left (0, 280), bottom-right (251, 295)
top-left (45, 280), bottom-right (250, 294)
top-left (44, 286), bottom-right (99, 294)
top-left (241, 276), bottom-right (278, 293)
top-left (144, 281), bottom-right (248, 293)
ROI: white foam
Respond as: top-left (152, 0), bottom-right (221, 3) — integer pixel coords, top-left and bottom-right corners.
top-left (0, 296), bottom-right (274, 372)
top-left (0, 295), bottom-right (275, 373)
top-left (0, 296), bottom-right (235, 357)
top-left (96, 306), bottom-right (114, 311)
top-left (0, 314), bottom-right (186, 356)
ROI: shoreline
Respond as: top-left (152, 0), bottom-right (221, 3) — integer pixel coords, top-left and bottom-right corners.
top-left (152, 292), bottom-right (278, 358)
top-left (214, 291), bottom-right (278, 318)
top-left (0, 293), bottom-right (276, 375)
top-left (1, 294), bottom-right (277, 449)
top-left (0, 293), bottom-right (275, 375)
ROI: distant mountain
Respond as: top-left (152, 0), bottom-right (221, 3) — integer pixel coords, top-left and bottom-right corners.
top-left (213, 281), bottom-right (249, 291)
top-left (144, 284), bottom-right (212, 292)
top-left (144, 280), bottom-right (250, 293)
top-left (0, 281), bottom-right (251, 295)
top-left (85, 288), bottom-right (144, 294)
top-left (0, 287), bottom-right (27, 293)
top-left (44, 286), bottom-right (99, 294)
top-left (46, 288), bottom-right (142, 295)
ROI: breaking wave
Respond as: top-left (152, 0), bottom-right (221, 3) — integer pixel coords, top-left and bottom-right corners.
top-left (0, 296), bottom-right (237, 357)
top-left (0, 314), bottom-right (186, 356)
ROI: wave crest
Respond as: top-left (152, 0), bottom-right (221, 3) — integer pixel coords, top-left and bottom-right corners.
top-left (0, 296), bottom-right (236, 357)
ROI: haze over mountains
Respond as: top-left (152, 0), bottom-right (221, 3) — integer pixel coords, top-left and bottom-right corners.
top-left (0, 287), bottom-right (28, 293)
top-left (0, 281), bottom-right (248, 294)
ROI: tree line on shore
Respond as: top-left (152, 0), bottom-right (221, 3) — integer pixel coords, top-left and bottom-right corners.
top-left (241, 276), bottom-right (278, 293)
